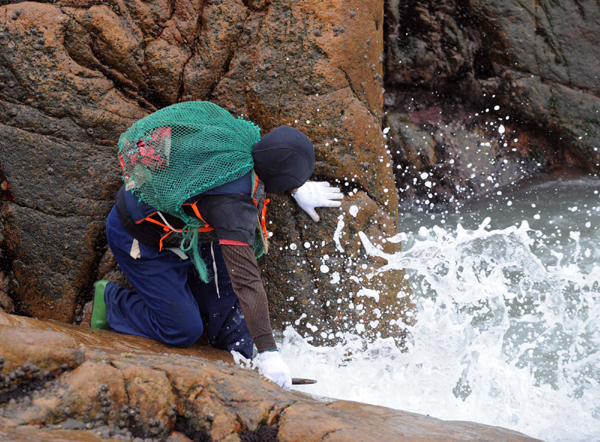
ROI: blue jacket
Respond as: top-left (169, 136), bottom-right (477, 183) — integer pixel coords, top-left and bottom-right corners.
top-left (115, 172), bottom-right (260, 248)
top-left (122, 172), bottom-right (252, 223)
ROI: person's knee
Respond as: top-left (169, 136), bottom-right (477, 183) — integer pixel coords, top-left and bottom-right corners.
top-left (160, 313), bottom-right (204, 347)
top-left (166, 322), bottom-right (203, 347)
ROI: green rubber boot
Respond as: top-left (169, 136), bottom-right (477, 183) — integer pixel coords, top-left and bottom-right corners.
top-left (91, 280), bottom-right (111, 330)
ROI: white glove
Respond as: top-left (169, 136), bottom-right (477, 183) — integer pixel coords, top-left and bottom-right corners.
top-left (292, 181), bottom-right (343, 222)
top-left (258, 351), bottom-right (292, 390)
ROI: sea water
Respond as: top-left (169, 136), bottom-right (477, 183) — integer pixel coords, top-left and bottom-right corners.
top-left (277, 174), bottom-right (600, 442)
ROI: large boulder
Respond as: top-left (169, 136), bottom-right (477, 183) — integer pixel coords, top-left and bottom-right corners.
top-left (0, 0), bottom-right (411, 340)
top-left (0, 312), bottom-right (542, 442)
top-left (384, 0), bottom-right (600, 209)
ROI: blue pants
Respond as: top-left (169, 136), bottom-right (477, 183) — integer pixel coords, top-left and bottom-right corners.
top-left (104, 206), bottom-right (253, 358)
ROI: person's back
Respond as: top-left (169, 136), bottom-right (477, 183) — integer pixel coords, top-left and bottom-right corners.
top-left (91, 102), bottom-right (343, 390)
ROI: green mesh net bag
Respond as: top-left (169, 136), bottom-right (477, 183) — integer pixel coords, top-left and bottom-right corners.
top-left (117, 101), bottom-right (262, 281)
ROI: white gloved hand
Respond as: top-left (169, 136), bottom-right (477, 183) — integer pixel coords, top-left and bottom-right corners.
top-left (292, 181), bottom-right (343, 222)
top-left (258, 350), bottom-right (292, 390)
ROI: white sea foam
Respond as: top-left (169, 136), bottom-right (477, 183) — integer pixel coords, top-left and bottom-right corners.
top-left (236, 179), bottom-right (600, 441)
top-left (279, 217), bottom-right (600, 442)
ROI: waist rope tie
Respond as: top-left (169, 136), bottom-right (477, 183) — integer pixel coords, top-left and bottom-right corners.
top-left (180, 220), bottom-right (210, 283)
top-left (210, 242), bottom-right (220, 298)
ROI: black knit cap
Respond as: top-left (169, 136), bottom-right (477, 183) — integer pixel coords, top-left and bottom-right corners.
top-left (252, 126), bottom-right (315, 194)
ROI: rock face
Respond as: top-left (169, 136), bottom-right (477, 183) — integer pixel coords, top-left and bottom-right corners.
top-left (0, 0), bottom-right (410, 340)
top-left (3, 0), bottom-right (597, 344)
top-left (0, 312), bottom-right (542, 442)
top-left (384, 0), bottom-right (600, 210)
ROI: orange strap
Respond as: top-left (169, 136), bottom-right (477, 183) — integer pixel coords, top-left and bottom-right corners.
top-left (143, 216), bottom-right (172, 232)
top-left (253, 175), bottom-right (260, 194)
top-left (135, 211), bottom-right (160, 225)
top-left (135, 208), bottom-right (212, 251)
top-left (159, 230), bottom-right (174, 251)
top-left (134, 191), bottom-right (266, 251)
top-left (261, 198), bottom-right (270, 238)
top-left (182, 201), bottom-right (214, 232)
top-left (135, 213), bottom-right (179, 251)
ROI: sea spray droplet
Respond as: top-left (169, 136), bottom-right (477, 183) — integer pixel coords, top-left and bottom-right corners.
top-left (333, 216), bottom-right (345, 253)
top-left (320, 265), bottom-right (330, 273)
top-left (349, 205), bottom-right (359, 217)
top-left (357, 288), bottom-right (380, 302)
top-left (498, 125), bottom-right (506, 134)
top-left (272, 181), bottom-right (600, 442)
top-left (290, 243), bottom-right (297, 250)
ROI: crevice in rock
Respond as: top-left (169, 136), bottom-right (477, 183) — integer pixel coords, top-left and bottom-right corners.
top-left (275, 6), bottom-right (291, 127)
top-left (274, 400), bottom-right (296, 419)
top-left (239, 423), bottom-right (279, 442)
top-left (60, 11), bottom-right (158, 112)
top-left (526, 1), bottom-right (541, 79)
top-left (454, 0), bottom-right (480, 28)
top-left (338, 66), bottom-right (365, 110)
top-left (394, 0), bottom-right (429, 47)
top-left (2, 196), bottom-right (107, 219)
top-left (320, 427), bottom-right (342, 441)
top-left (177, 52), bottom-right (195, 103)
top-left (0, 230), bottom-right (14, 273)
top-left (169, 0), bottom-right (176, 22)
top-left (572, 0), bottom-right (586, 18)
top-left (97, 366), bottom-right (157, 440)
top-left (204, 50), bottom-right (234, 103)
top-left (0, 164), bottom-right (13, 204)
top-left (0, 97), bottom-right (116, 146)
top-left (240, 0), bottom-right (271, 13)
top-left (177, 1), bottom-right (204, 102)
top-left (203, 6), bottom-right (253, 103)
top-left (472, 47), bottom-right (495, 79)
top-left (173, 414), bottom-right (214, 442)
top-left (0, 364), bottom-right (64, 405)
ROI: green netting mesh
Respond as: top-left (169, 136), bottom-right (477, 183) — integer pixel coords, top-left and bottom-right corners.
top-left (117, 101), bottom-right (262, 282)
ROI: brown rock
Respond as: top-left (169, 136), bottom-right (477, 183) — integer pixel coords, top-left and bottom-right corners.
top-left (181, 0), bottom-right (405, 340)
top-left (0, 0), bottom-right (406, 344)
top-left (118, 364), bottom-right (175, 430)
top-left (0, 313), bottom-right (542, 442)
top-left (96, 250), bottom-right (118, 281)
top-left (167, 432), bottom-right (194, 442)
top-left (0, 426), bottom-right (118, 441)
top-left (0, 290), bottom-right (14, 313)
top-left (0, 325), bottom-right (84, 375)
top-left (0, 311), bottom-right (232, 362)
top-left (58, 361), bottom-right (127, 422)
top-left (278, 400), bottom-right (540, 442)
top-left (383, 0), bottom-right (600, 210)
top-left (0, 272), bottom-right (9, 293)
top-left (79, 301), bottom-right (92, 328)
top-left (0, 1), bottom-right (145, 322)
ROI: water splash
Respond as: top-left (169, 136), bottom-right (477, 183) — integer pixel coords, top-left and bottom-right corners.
top-left (280, 208), bottom-right (600, 442)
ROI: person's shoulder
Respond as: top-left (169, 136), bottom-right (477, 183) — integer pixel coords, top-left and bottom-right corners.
top-left (189, 172), bottom-right (253, 200)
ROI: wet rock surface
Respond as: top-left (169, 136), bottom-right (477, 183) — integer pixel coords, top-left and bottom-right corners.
top-left (0, 312), bottom-right (542, 442)
top-left (384, 0), bottom-right (600, 211)
top-left (0, 0), bottom-right (410, 341)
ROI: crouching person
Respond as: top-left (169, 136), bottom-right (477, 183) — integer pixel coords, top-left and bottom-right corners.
top-left (91, 102), bottom-right (343, 389)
